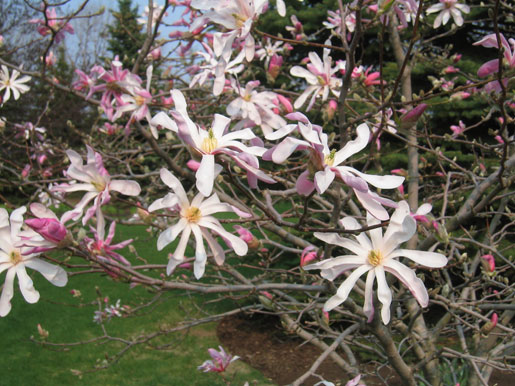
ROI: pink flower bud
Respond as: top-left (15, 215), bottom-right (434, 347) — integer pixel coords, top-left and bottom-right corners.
top-left (25, 217), bottom-right (67, 244)
top-left (21, 164), bottom-right (31, 178)
top-left (444, 66), bottom-right (459, 74)
top-left (37, 154), bottom-right (48, 164)
top-left (260, 291), bottom-right (273, 300)
top-left (398, 184), bottom-right (405, 195)
top-left (453, 54), bottom-right (462, 63)
top-left (391, 168), bottom-right (407, 177)
top-left (267, 54), bottom-right (283, 81)
top-left (178, 262), bottom-right (192, 269)
top-left (45, 51), bottom-right (56, 66)
top-left (400, 104), bottom-right (427, 129)
top-left (491, 312), bottom-right (498, 327)
top-left (494, 135), bottom-right (504, 144)
top-left (481, 254), bottom-right (495, 272)
top-left (149, 47), bottom-right (161, 60)
top-left (187, 159), bottom-right (201, 171)
top-left (322, 310), bottom-right (330, 324)
top-left (275, 94), bottom-right (293, 113)
top-left (234, 225), bottom-right (260, 249)
top-left (300, 246), bottom-right (318, 267)
top-left (324, 99), bottom-right (338, 121)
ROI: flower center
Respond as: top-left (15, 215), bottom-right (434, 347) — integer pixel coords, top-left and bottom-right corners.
top-left (135, 95), bottom-right (146, 106)
top-left (324, 149), bottom-right (337, 166)
top-left (10, 250), bottom-right (22, 265)
top-left (367, 250), bottom-right (384, 267)
top-left (91, 179), bottom-right (106, 192)
top-left (183, 206), bottom-right (202, 223)
top-left (317, 75), bottom-right (328, 86)
top-left (201, 129), bottom-right (218, 153)
top-left (243, 94), bottom-right (252, 102)
top-left (233, 13), bottom-right (248, 28)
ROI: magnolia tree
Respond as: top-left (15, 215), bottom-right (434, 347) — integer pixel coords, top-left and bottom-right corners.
top-left (0, 0), bottom-right (513, 385)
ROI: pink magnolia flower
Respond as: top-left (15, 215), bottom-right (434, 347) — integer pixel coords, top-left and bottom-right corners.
top-left (324, 8), bottom-right (356, 40)
top-left (149, 168), bottom-right (249, 279)
top-left (198, 346), bottom-right (239, 373)
top-left (474, 33), bottom-right (515, 93)
top-left (114, 66), bottom-right (157, 137)
top-left (290, 46), bottom-right (343, 111)
top-left (426, 0), bottom-right (470, 28)
top-left (450, 120), bottom-right (466, 137)
top-left (305, 201), bottom-right (448, 324)
top-left (265, 114), bottom-right (403, 220)
top-left (53, 146), bottom-right (141, 224)
top-left (30, 7), bottom-right (74, 43)
top-left (153, 89), bottom-right (274, 196)
top-left (92, 58), bottom-right (143, 121)
top-left (285, 15), bottom-right (305, 40)
top-left (84, 213), bottom-right (133, 268)
top-left (0, 207), bottom-right (67, 317)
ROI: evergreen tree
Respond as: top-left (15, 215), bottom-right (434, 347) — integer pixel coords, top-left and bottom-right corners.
top-left (107, 0), bottom-right (145, 69)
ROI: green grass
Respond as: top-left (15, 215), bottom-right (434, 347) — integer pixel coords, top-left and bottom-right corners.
top-left (1, 223), bottom-right (273, 386)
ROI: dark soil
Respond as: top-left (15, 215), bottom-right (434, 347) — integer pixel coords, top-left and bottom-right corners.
top-left (217, 313), bottom-right (512, 386)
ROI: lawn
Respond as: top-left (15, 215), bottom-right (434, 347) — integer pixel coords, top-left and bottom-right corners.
top-left (1, 222), bottom-right (273, 385)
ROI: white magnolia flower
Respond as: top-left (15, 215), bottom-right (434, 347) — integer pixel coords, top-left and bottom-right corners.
top-left (53, 146), bottom-right (141, 224)
top-left (152, 89), bottom-right (273, 197)
top-left (0, 65), bottom-right (31, 104)
top-left (290, 46), bottom-right (343, 111)
top-left (305, 201), bottom-right (447, 324)
top-left (227, 80), bottom-right (287, 136)
top-left (0, 207), bottom-right (67, 317)
top-left (149, 168), bottom-right (249, 279)
top-left (190, 0), bottom-right (268, 61)
top-left (426, 0), bottom-right (470, 28)
top-left (189, 42), bottom-right (245, 96)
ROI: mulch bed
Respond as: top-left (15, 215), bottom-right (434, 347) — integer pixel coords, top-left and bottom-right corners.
top-left (217, 313), bottom-right (511, 386)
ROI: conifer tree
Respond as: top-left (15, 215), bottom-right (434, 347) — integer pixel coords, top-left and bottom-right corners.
top-left (107, 0), bottom-right (145, 69)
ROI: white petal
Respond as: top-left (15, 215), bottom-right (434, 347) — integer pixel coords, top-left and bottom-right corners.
top-left (0, 268), bottom-right (16, 317)
top-left (314, 232), bottom-right (367, 256)
top-left (333, 123), bottom-right (370, 165)
top-left (384, 259), bottom-right (429, 307)
top-left (196, 154), bottom-right (216, 197)
top-left (388, 249), bottom-right (447, 268)
top-left (25, 258), bottom-right (67, 287)
top-left (375, 266), bottom-right (392, 324)
top-left (110, 180), bottom-right (141, 196)
top-left (16, 264), bottom-right (40, 304)
top-left (363, 269), bottom-right (376, 322)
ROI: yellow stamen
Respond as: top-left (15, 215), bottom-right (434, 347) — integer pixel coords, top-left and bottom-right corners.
top-left (10, 250), bottom-right (22, 265)
top-left (233, 13), bottom-right (248, 28)
top-left (324, 149), bottom-right (337, 166)
top-left (317, 75), bottom-right (327, 86)
top-left (367, 250), bottom-right (383, 267)
top-left (183, 206), bottom-right (202, 223)
top-left (201, 129), bottom-right (218, 153)
top-left (243, 94), bottom-right (252, 102)
top-left (91, 180), bottom-right (106, 192)
top-left (135, 95), bottom-right (146, 106)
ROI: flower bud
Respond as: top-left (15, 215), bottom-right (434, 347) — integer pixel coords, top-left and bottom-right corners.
top-left (400, 104), bottom-right (427, 129)
top-left (300, 246), bottom-right (318, 267)
top-left (234, 225), bottom-right (260, 249)
top-left (481, 254), bottom-right (495, 272)
top-left (25, 217), bottom-right (67, 244)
